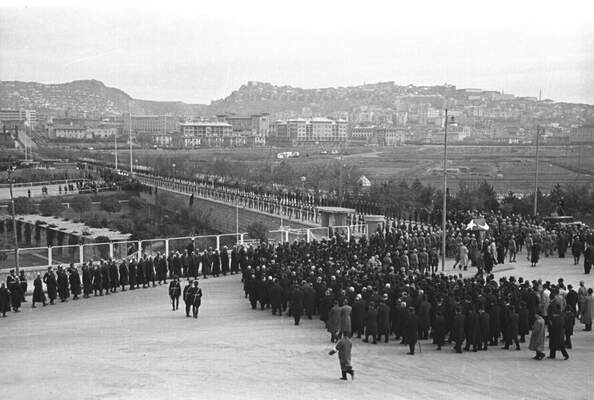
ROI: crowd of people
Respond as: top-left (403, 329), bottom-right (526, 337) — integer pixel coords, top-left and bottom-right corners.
top-left (0, 245), bottom-right (241, 317)
top-left (239, 215), bottom-right (594, 360)
top-left (2, 204), bottom-right (594, 367)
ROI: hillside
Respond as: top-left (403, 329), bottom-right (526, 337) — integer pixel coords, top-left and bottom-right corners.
top-left (0, 79), bottom-right (206, 118)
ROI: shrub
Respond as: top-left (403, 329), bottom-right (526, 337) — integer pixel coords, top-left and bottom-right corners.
top-left (39, 197), bottom-right (65, 216)
top-left (100, 197), bottom-right (121, 213)
top-left (247, 221), bottom-right (268, 243)
top-left (71, 196), bottom-right (92, 217)
top-left (14, 197), bottom-right (33, 214)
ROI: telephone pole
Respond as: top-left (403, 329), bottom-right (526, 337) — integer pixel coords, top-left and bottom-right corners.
top-left (8, 167), bottom-right (20, 274)
top-left (533, 125), bottom-right (541, 216)
top-left (441, 108), bottom-right (449, 272)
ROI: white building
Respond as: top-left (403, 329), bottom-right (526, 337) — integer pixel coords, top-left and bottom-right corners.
top-left (274, 118), bottom-right (347, 143)
top-left (180, 121), bottom-right (233, 147)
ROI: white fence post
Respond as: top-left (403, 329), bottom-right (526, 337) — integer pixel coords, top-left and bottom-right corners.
top-left (109, 242), bottom-right (114, 259)
top-left (306, 229), bottom-right (311, 243)
top-left (79, 245), bottom-right (84, 265)
top-left (165, 239), bottom-right (170, 256)
top-left (240, 233), bottom-right (244, 245)
top-left (216, 235), bottom-right (220, 252)
top-left (47, 246), bottom-right (52, 267)
top-left (137, 240), bottom-right (142, 260)
top-left (347, 226), bottom-right (351, 242)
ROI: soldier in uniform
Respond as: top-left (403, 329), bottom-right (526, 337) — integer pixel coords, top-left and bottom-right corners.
top-left (183, 278), bottom-right (193, 317)
top-left (18, 270), bottom-right (27, 302)
top-left (188, 279), bottom-right (203, 318)
top-left (168, 276), bottom-right (181, 311)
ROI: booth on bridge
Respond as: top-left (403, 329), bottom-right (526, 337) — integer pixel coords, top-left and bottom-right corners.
top-left (316, 206), bottom-right (356, 227)
top-left (364, 215), bottom-right (386, 237)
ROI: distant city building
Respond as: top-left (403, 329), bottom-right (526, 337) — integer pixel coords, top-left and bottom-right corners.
top-left (0, 109), bottom-right (37, 127)
top-left (53, 124), bottom-right (92, 140)
top-left (350, 125), bottom-right (405, 146)
top-left (216, 113), bottom-right (270, 145)
top-left (88, 126), bottom-right (118, 139)
top-left (274, 117), bottom-right (347, 144)
top-left (180, 121), bottom-right (233, 147)
top-left (122, 114), bottom-right (178, 136)
top-left (151, 133), bottom-right (173, 147)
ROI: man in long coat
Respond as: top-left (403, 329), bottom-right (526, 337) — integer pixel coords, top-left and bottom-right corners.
top-left (44, 267), bottom-right (58, 304)
top-left (6, 270), bottom-right (22, 312)
top-left (529, 312), bottom-right (546, 360)
top-left (290, 283), bottom-right (304, 326)
top-left (580, 288), bottom-right (594, 331)
top-left (548, 304), bottom-right (569, 360)
top-left (339, 299), bottom-right (352, 338)
top-left (69, 265), bottom-right (82, 300)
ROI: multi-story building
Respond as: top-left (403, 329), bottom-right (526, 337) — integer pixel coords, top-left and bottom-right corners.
top-left (274, 118), bottom-right (347, 144)
top-left (88, 126), bottom-right (118, 139)
top-left (180, 121), bottom-right (233, 147)
top-left (350, 125), bottom-right (405, 146)
top-left (216, 113), bottom-right (270, 145)
top-left (0, 109), bottom-right (37, 127)
top-left (122, 114), bottom-right (178, 136)
top-left (53, 124), bottom-right (93, 140)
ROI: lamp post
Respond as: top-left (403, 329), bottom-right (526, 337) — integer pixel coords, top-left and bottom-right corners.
top-left (8, 166), bottom-right (20, 274)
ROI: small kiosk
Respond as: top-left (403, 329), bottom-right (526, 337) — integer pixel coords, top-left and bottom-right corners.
top-left (364, 215), bottom-right (386, 237)
top-left (316, 206), bottom-right (355, 227)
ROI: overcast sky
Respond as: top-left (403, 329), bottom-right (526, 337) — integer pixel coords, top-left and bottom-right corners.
top-left (1, 0), bottom-right (593, 104)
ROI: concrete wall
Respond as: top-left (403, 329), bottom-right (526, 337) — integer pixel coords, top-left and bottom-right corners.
top-left (139, 189), bottom-right (316, 233)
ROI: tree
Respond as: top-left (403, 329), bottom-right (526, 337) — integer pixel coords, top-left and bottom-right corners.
top-left (39, 197), bottom-right (65, 216)
top-left (71, 196), bottom-right (92, 218)
top-left (100, 197), bottom-right (121, 213)
top-left (14, 197), bottom-right (33, 214)
top-left (247, 221), bottom-right (268, 243)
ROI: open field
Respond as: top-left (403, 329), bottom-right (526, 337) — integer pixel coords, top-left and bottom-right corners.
top-left (1, 255), bottom-right (593, 400)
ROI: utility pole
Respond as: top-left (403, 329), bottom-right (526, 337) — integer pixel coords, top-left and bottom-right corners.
top-left (114, 133), bottom-right (118, 171)
top-left (533, 125), bottom-right (541, 216)
top-left (129, 104), bottom-right (133, 174)
top-left (441, 108), bottom-right (449, 272)
top-left (8, 167), bottom-right (20, 274)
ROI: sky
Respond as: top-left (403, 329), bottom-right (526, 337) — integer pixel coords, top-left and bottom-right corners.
top-left (1, 0), bottom-right (593, 104)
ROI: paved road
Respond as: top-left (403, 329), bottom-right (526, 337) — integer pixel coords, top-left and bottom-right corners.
top-left (0, 183), bottom-right (66, 201)
top-left (1, 255), bottom-right (593, 400)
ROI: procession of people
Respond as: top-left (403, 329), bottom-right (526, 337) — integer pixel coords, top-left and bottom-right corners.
top-left (240, 217), bottom-right (594, 364)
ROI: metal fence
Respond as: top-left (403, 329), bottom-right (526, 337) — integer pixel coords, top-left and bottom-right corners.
top-left (0, 224), bottom-right (365, 272)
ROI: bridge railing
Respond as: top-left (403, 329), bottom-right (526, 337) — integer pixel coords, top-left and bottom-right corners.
top-left (0, 224), bottom-right (366, 273)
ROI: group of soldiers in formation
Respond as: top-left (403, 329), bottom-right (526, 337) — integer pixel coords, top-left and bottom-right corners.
top-left (0, 242), bottom-right (247, 316)
top-left (240, 218), bottom-right (594, 363)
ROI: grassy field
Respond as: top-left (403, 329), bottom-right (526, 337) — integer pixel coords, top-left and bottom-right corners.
top-left (67, 143), bottom-right (594, 194)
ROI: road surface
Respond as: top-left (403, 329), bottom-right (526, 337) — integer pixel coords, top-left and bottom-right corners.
top-left (1, 255), bottom-right (593, 400)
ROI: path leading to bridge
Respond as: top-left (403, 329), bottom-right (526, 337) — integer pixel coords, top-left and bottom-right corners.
top-left (1, 256), bottom-right (592, 400)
